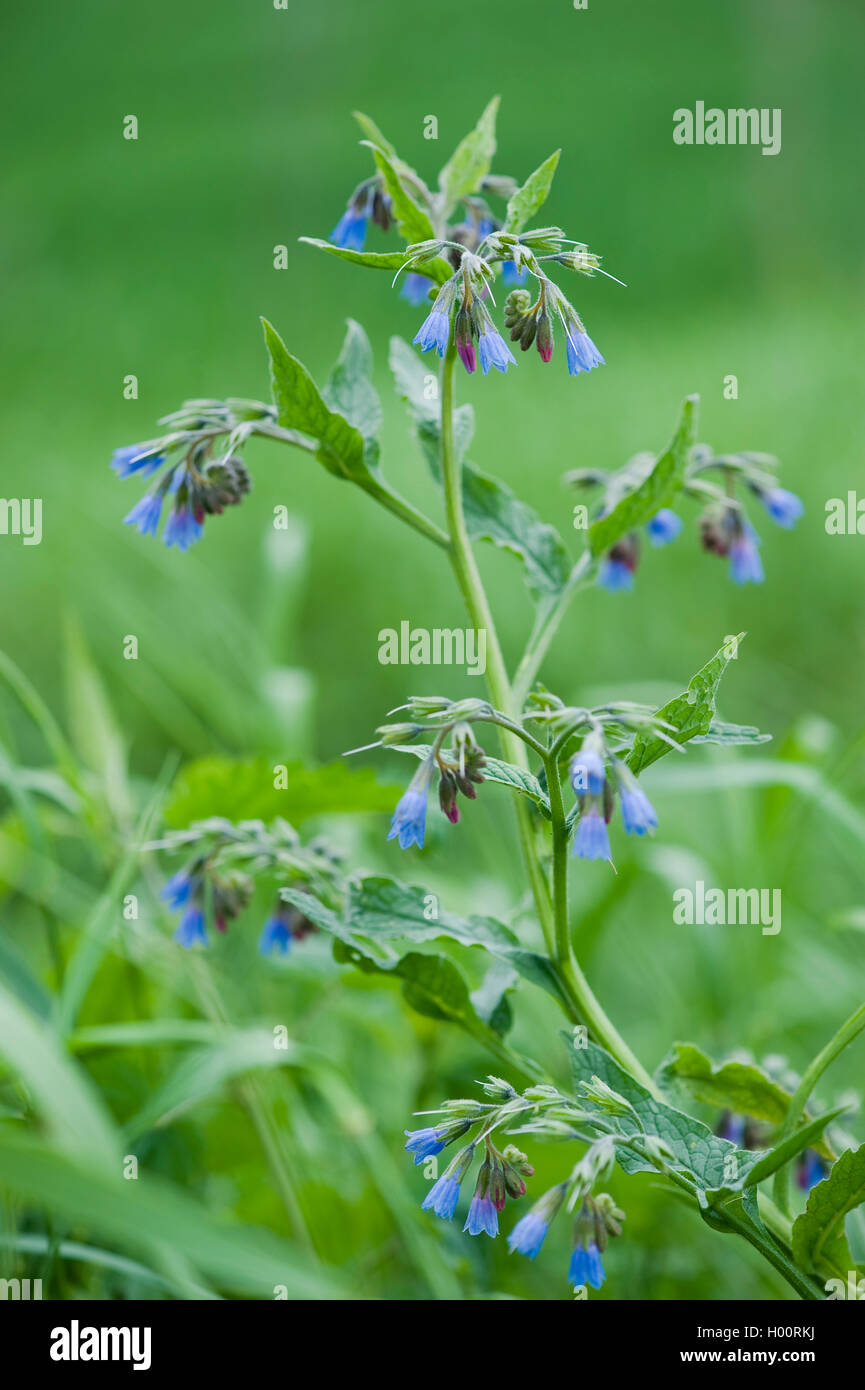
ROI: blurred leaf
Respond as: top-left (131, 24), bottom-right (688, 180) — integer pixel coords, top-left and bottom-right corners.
top-left (503, 149), bottom-right (560, 234)
top-left (744, 1107), bottom-right (846, 1187)
top-left (691, 719), bottom-right (771, 747)
top-left (658, 1042), bottom-right (794, 1124)
top-left (63, 614), bottom-right (130, 825)
top-left (323, 319), bottom-right (382, 441)
top-left (0, 980), bottom-right (120, 1167)
top-left (792, 1143), bottom-right (865, 1278)
top-left (125, 1027), bottom-right (309, 1138)
top-left (163, 755), bottom-right (400, 828)
top-left (0, 1135), bottom-right (349, 1299)
top-left (0, 930), bottom-right (52, 1020)
top-left (627, 634), bottom-right (746, 775)
top-left (390, 337), bottom-right (570, 599)
top-left (438, 96), bottom-right (499, 215)
top-left (262, 318), bottom-right (379, 483)
top-left (588, 395), bottom-right (698, 556)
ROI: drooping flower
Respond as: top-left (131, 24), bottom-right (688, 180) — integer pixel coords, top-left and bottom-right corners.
top-left (761, 486), bottom-right (804, 529)
top-left (454, 304), bottom-right (477, 373)
top-left (330, 184), bottom-right (374, 251)
top-left (568, 1240), bottom-right (605, 1289)
top-left (110, 444), bottom-right (165, 479)
top-left (388, 758), bottom-right (435, 850)
top-left (174, 906), bottom-right (207, 949)
top-left (404, 1117), bottom-right (471, 1166)
top-left (258, 914), bottom-right (293, 957)
top-left (598, 554), bottom-right (635, 591)
top-left (163, 503), bottom-right (204, 552)
top-left (728, 519), bottom-right (764, 585)
top-left (464, 1159), bottom-right (498, 1237)
top-left (507, 1184), bottom-right (566, 1259)
top-left (561, 307), bottom-right (605, 377)
top-left (501, 259), bottom-right (528, 288)
top-left (574, 806), bottom-right (611, 861)
top-left (413, 282), bottom-right (456, 358)
top-left (616, 765), bottom-right (658, 836)
top-left (123, 492), bottom-right (163, 537)
top-left (422, 1145), bottom-right (475, 1220)
top-left (796, 1150), bottom-right (827, 1192)
top-left (476, 316), bottom-right (516, 376)
top-left (401, 272), bottom-right (432, 306)
top-left (646, 508), bottom-right (683, 546)
top-left (161, 869), bottom-right (195, 911)
top-left (570, 740), bottom-right (606, 797)
top-left (716, 1111), bottom-right (747, 1146)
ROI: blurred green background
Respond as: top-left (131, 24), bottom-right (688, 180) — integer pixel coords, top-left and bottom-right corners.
top-left (1, 0), bottom-right (864, 1300)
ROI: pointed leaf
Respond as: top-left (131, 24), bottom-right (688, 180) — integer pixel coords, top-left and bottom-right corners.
top-left (792, 1143), bottom-right (865, 1278)
top-left (627, 634), bottom-right (746, 775)
top-left (438, 97), bottom-right (500, 214)
top-left (503, 150), bottom-right (561, 234)
top-left (588, 395), bottom-right (698, 556)
top-left (323, 319), bottom-right (382, 441)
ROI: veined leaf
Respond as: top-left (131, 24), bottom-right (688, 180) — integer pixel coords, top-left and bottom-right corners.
top-left (503, 150), bottom-right (561, 234)
top-left (658, 1042), bottom-right (794, 1126)
top-left (323, 319), bottom-right (382, 441)
top-left (164, 754), bottom-right (400, 828)
top-left (389, 337), bottom-right (570, 600)
top-left (438, 97), bottom-right (500, 215)
top-left (792, 1143), bottom-right (865, 1278)
top-left (346, 874), bottom-right (571, 1012)
top-left (262, 317), bottom-right (379, 484)
top-left (568, 1039), bottom-right (761, 1191)
top-left (363, 142), bottom-right (435, 246)
top-left (299, 238), bottom-right (411, 273)
top-left (627, 634), bottom-right (746, 776)
top-left (588, 395), bottom-right (698, 556)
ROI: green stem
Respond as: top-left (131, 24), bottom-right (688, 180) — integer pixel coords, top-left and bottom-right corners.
top-left (772, 999), bottom-right (865, 1213)
top-left (512, 552), bottom-right (593, 709)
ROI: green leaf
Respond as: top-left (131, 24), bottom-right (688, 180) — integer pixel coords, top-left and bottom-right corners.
top-left (503, 149), bottom-right (561, 234)
top-left (627, 634), bottom-right (746, 776)
top-left (352, 109), bottom-right (398, 158)
top-left (744, 1107), bottom-right (846, 1187)
top-left (658, 1042), bottom-right (795, 1125)
top-left (0, 980), bottom-right (120, 1169)
top-left (346, 874), bottom-right (571, 1012)
top-left (363, 142), bottom-right (435, 246)
top-left (438, 97), bottom-right (500, 216)
top-left (389, 337), bottom-right (570, 600)
top-left (262, 317), bottom-right (378, 484)
top-left (0, 1135), bottom-right (349, 1299)
top-left (792, 1143), bottom-right (865, 1278)
top-left (298, 237), bottom-right (412, 273)
top-left (125, 1027), bottom-right (308, 1139)
top-left (323, 319), bottom-right (382, 441)
top-left (163, 754), bottom-right (400, 828)
top-left (568, 1039), bottom-right (761, 1191)
top-left (691, 719), bottom-right (772, 747)
top-left (588, 395), bottom-right (698, 556)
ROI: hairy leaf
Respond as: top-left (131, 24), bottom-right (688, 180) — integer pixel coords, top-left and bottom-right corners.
top-left (503, 149), bottom-right (561, 234)
top-left (363, 142), bottom-right (435, 246)
top-left (324, 319), bottom-right (382, 441)
top-left (627, 634), bottom-right (746, 775)
top-left (438, 97), bottom-right (499, 215)
top-left (792, 1143), bottom-right (865, 1278)
top-left (691, 719), bottom-right (772, 747)
top-left (588, 395), bottom-right (698, 556)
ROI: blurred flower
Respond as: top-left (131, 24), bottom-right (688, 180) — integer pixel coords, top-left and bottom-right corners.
top-left (161, 869), bottom-right (196, 911)
top-left (174, 906), bottom-right (206, 949)
top-left (568, 1240), bottom-right (605, 1289)
top-left (646, 508), bottom-right (683, 546)
top-left (508, 1184), bottom-right (566, 1260)
top-left (728, 519), bottom-right (764, 585)
top-left (123, 492), bottom-right (163, 538)
top-left (464, 1160), bottom-right (498, 1237)
top-left (111, 444), bottom-right (165, 478)
top-left (616, 766), bottom-right (658, 836)
top-left (401, 272), bottom-right (431, 305)
top-left (761, 486), bottom-right (804, 529)
top-left (796, 1150), bottom-right (827, 1192)
top-left (258, 913), bottom-right (293, 957)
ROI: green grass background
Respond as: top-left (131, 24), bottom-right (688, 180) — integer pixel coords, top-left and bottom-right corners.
top-left (1, 0), bottom-right (864, 1299)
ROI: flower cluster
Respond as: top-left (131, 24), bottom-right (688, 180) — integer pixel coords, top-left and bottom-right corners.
top-left (569, 445), bottom-right (803, 592)
top-left (405, 1076), bottom-right (629, 1292)
top-left (111, 398), bottom-right (273, 551)
top-left (568, 731), bottom-right (657, 861)
top-left (152, 818), bottom-right (339, 954)
top-left (371, 708), bottom-right (488, 851)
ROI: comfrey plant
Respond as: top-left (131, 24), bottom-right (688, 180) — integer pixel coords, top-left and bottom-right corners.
top-left (113, 101), bottom-right (865, 1299)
